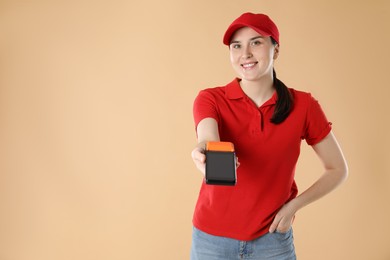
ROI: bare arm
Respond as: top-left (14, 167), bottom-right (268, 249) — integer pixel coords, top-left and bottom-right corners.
top-left (191, 118), bottom-right (220, 176)
top-left (269, 131), bottom-right (349, 233)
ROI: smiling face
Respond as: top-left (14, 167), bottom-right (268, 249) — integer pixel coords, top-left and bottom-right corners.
top-left (229, 27), bottom-right (279, 83)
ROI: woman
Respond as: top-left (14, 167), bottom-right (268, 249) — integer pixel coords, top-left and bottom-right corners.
top-left (190, 12), bottom-right (348, 259)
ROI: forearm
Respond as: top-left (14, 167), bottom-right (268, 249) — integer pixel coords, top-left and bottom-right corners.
top-left (269, 168), bottom-right (347, 233)
top-left (293, 131), bottom-right (348, 210)
top-left (192, 118), bottom-right (220, 175)
top-left (269, 132), bottom-right (348, 233)
top-left (194, 118), bottom-right (220, 154)
top-left (291, 168), bottom-right (348, 212)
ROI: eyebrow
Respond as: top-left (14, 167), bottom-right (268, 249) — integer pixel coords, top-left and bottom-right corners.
top-left (230, 36), bottom-right (264, 44)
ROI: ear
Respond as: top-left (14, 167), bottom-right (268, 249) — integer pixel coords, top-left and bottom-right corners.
top-left (273, 44), bottom-right (280, 60)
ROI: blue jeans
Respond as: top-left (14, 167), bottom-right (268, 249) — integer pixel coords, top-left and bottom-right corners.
top-left (190, 227), bottom-right (296, 260)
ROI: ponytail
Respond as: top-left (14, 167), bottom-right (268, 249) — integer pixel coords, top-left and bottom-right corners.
top-left (271, 69), bottom-right (293, 124)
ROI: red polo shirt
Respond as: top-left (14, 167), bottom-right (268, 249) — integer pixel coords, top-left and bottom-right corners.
top-left (192, 78), bottom-right (331, 241)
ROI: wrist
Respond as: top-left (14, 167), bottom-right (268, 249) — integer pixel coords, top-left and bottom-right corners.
top-left (289, 196), bottom-right (305, 213)
top-left (196, 142), bottom-right (207, 152)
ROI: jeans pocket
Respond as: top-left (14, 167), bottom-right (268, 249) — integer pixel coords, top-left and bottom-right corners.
top-left (274, 227), bottom-right (293, 242)
top-left (276, 227), bottom-right (292, 234)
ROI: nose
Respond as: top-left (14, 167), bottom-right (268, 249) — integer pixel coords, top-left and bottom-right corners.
top-left (243, 53), bottom-right (253, 59)
top-left (242, 45), bottom-right (253, 59)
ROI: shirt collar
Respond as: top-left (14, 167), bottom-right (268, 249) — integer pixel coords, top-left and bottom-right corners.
top-left (225, 78), bottom-right (245, 99)
top-left (225, 78), bottom-right (278, 106)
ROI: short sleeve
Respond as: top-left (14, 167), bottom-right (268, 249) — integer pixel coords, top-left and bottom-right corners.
top-left (193, 90), bottom-right (220, 129)
top-left (303, 94), bottom-right (332, 145)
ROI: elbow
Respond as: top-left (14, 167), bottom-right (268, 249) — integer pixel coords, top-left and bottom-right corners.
top-left (335, 153), bottom-right (349, 184)
top-left (327, 161), bottom-right (349, 186)
top-left (338, 162), bottom-right (349, 184)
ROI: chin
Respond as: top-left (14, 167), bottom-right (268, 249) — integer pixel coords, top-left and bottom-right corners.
top-left (241, 75), bottom-right (262, 82)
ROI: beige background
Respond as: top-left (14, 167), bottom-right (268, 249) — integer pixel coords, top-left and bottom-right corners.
top-left (1, 0), bottom-right (389, 259)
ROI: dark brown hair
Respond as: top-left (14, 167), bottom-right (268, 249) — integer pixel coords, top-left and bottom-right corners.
top-left (270, 38), bottom-right (294, 124)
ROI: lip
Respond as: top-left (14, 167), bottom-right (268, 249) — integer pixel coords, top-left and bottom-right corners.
top-left (241, 62), bottom-right (258, 70)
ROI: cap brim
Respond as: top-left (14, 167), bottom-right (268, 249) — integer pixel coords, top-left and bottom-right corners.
top-left (223, 23), bottom-right (271, 45)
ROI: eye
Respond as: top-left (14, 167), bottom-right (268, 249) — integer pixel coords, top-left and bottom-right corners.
top-left (231, 43), bottom-right (241, 49)
top-left (251, 40), bottom-right (262, 46)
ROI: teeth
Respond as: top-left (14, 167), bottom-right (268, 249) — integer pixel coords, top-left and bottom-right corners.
top-left (242, 63), bottom-right (256, 68)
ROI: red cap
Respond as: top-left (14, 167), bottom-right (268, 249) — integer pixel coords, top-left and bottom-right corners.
top-left (223, 12), bottom-right (279, 45)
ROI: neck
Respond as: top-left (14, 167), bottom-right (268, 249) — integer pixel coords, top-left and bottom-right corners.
top-left (240, 75), bottom-right (275, 107)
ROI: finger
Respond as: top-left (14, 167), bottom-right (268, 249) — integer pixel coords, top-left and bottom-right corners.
top-left (192, 148), bottom-right (206, 163)
top-left (269, 216), bottom-right (280, 233)
top-left (195, 152), bottom-right (206, 163)
top-left (276, 221), bottom-right (290, 233)
top-left (276, 215), bottom-right (295, 233)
